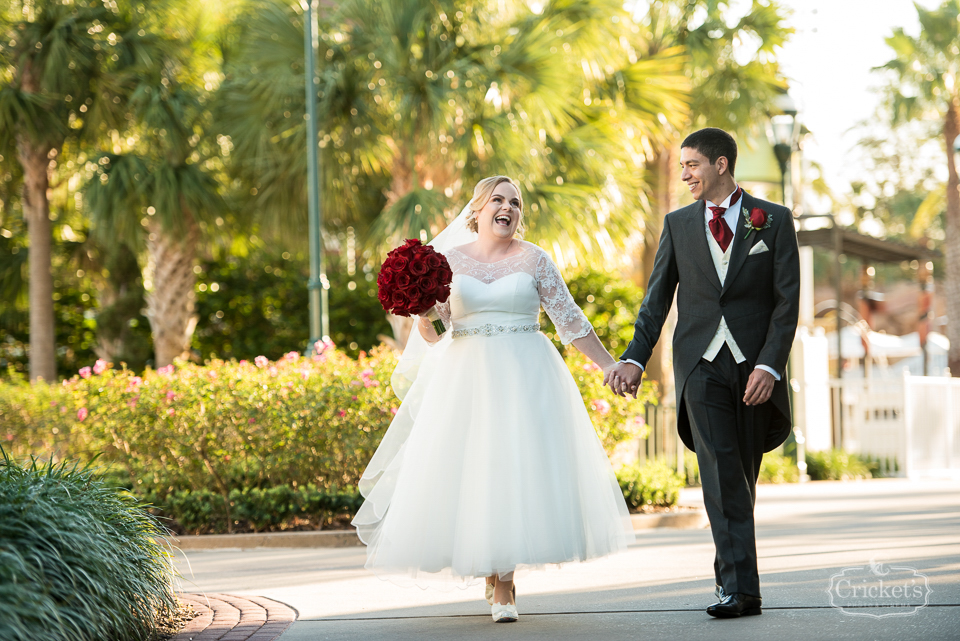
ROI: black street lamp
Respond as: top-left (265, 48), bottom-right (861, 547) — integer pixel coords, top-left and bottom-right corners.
top-left (771, 94), bottom-right (799, 209)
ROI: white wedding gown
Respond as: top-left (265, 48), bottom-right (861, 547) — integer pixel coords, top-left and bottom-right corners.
top-left (352, 241), bottom-right (634, 586)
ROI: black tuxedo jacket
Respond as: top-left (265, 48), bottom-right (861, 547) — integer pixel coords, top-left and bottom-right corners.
top-left (621, 191), bottom-right (801, 453)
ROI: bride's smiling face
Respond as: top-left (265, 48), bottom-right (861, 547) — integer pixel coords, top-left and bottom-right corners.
top-left (475, 182), bottom-right (522, 240)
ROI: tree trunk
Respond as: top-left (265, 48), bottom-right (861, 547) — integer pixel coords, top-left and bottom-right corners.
top-left (17, 138), bottom-right (56, 382)
top-left (641, 145), bottom-right (678, 389)
top-left (16, 60), bottom-right (57, 383)
top-left (944, 99), bottom-right (960, 376)
top-left (145, 219), bottom-right (199, 367)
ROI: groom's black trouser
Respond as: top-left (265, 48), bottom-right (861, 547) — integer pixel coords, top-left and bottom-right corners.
top-left (684, 344), bottom-right (773, 598)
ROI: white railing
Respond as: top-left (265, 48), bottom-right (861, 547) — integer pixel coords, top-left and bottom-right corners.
top-left (829, 377), bottom-right (905, 476)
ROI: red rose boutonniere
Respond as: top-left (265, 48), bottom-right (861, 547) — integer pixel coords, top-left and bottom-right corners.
top-left (743, 206), bottom-right (771, 239)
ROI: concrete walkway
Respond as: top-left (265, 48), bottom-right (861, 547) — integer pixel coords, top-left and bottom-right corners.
top-left (173, 479), bottom-right (960, 640)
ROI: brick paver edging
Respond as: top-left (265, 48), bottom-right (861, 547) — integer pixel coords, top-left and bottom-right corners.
top-left (172, 593), bottom-right (297, 641)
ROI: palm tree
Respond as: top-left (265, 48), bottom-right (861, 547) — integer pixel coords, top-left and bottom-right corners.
top-left (880, 0), bottom-right (960, 375)
top-left (630, 0), bottom-right (792, 386)
top-left (84, 36), bottom-right (225, 367)
top-left (217, 0), bottom-right (689, 263)
top-left (0, 0), bottom-right (163, 380)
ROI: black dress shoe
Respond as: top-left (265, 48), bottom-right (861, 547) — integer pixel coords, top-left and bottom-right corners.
top-left (706, 593), bottom-right (762, 618)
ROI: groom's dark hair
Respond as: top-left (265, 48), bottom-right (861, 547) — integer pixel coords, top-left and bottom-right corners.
top-left (681, 128), bottom-right (738, 176)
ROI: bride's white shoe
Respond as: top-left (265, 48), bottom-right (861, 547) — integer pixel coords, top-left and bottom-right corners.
top-left (491, 601), bottom-right (519, 623)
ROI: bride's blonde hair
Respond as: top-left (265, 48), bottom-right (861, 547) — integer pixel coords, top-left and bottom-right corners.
top-left (466, 176), bottom-right (525, 237)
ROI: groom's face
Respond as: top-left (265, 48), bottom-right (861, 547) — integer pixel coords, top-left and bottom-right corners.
top-left (680, 146), bottom-right (723, 202)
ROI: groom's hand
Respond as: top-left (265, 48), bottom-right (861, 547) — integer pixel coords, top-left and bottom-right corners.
top-left (743, 368), bottom-right (775, 406)
top-left (604, 362), bottom-right (642, 399)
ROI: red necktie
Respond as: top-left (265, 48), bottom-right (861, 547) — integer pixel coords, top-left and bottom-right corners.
top-left (708, 187), bottom-right (742, 252)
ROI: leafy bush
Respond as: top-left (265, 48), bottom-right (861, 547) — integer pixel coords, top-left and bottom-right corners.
top-left (805, 449), bottom-right (874, 481)
top-left (146, 485), bottom-right (363, 534)
top-left (0, 450), bottom-right (175, 641)
top-left (2, 343), bottom-right (652, 533)
top-left (192, 251), bottom-right (391, 360)
top-left (564, 348), bottom-right (656, 452)
top-left (758, 452), bottom-right (799, 484)
top-left (616, 459), bottom-right (685, 510)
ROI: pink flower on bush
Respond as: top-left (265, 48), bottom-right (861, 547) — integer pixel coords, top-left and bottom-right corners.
top-left (630, 416), bottom-right (646, 429)
top-left (79, 367), bottom-right (92, 379)
top-left (351, 395), bottom-right (358, 401)
top-left (167, 408), bottom-right (175, 416)
top-left (77, 408), bottom-right (88, 421)
top-left (268, 366), bottom-right (279, 377)
top-left (338, 410), bottom-right (347, 417)
top-left (239, 359), bottom-right (249, 366)
top-left (158, 364), bottom-right (175, 376)
top-left (248, 418), bottom-right (256, 424)
top-left (166, 391), bottom-right (176, 402)
top-left (93, 359), bottom-right (108, 375)
top-left (255, 355), bottom-right (269, 368)
top-left (582, 362), bottom-right (601, 373)
top-left (127, 395), bottom-right (140, 409)
top-left (284, 351), bottom-right (300, 362)
top-left (126, 376), bottom-right (142, 392)
top-left (590, 399), bottom-right (611, 416)
top-left (391, 407), bottom-right (398, 415)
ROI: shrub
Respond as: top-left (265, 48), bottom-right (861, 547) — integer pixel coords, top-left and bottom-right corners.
top-left (616, 460), bottom-right (685, 510)
top-left (0, 450), bottom-right (175, 641)
top-left (805, 449), bottom-right (873, 481)
top-left (541, 265), bottom-right (646, 354)
top-left (758, 452), bottom-right (800, 483)
top-left (2, 343), bottom-right (651, 533)
top-left (147, 485), bottom-right (364, 535)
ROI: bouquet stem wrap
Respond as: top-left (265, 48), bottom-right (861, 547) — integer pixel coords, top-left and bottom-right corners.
top-left (423, 306), bottom-right (447, 336)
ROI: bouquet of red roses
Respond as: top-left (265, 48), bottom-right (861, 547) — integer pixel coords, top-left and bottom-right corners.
top-left (377, 239), bottom-right (454, 335)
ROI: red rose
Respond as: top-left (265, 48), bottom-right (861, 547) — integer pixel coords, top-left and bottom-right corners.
top-left (420, 275), bottom-right (439, 293)
top-left (394, 272), bottom-right (411, 288)
top-left (409, 258), bottom-right (428, 276)
top-left (750, 207), bottom-right (767, 228)
top-left (426, 254), bottom-right (442, 269)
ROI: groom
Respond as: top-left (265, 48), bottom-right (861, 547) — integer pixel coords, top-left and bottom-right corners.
top-left (605, 128), bottom-right (800, 618)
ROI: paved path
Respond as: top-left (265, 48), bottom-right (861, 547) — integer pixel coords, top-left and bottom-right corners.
top-left (173, 479), bottom-right (960, 640)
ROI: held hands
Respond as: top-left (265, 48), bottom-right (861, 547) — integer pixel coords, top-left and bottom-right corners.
top-left (603, 361), bottom-right (643, 399)
top-left (743, 368), bottom-right (775, 406)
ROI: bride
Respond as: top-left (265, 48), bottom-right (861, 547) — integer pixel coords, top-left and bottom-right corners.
top-left (352, 176), bottom-right (635, 623)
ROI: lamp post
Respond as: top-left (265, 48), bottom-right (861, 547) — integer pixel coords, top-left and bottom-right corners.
top-left (304, 0), bottom-right (330, 353)
top-left (770, 94), bottom-right (807, 479)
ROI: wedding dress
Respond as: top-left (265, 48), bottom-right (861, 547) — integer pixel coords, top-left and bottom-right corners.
top-left (352, 240), bottom-right (635, 586)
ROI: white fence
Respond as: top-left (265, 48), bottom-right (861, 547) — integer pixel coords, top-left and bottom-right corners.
top-left (824, 372), bottom-right (960, 478)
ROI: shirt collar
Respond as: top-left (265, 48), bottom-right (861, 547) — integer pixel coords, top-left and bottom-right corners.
top-left (706, 184), bottom-right (741, 210)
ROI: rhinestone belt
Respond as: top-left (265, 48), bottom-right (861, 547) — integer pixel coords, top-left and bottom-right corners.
top-left (451, 323), bottom-right (541, 339)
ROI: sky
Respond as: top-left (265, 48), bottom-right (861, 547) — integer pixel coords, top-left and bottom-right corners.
top-left (773, 0), bottom-right (942, 206)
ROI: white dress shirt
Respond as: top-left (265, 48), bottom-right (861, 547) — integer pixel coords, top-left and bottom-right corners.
top-left (624, 186), bottom-right (780, 381)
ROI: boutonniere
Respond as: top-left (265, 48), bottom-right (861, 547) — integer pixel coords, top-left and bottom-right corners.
top-left (743, 207), bottom-right (771, 239)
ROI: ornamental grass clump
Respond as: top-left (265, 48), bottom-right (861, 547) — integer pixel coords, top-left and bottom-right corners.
top-left (0, 450), bottom-right (176, 641)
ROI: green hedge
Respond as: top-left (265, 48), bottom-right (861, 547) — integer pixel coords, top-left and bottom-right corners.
top-left (0, 451), bottom-right (175, 641)
top-left (2, 344), bottom-right (655, 533)
top-left (616, 460), bottom-right (685, 510)
top-left (805, 449), bottom-right (874, 481)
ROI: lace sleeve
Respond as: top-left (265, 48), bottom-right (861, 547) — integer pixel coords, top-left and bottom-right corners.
top-left (435, 298), bottom-right (451, 325)
top-left (535, 251), bottom-right (593, 344)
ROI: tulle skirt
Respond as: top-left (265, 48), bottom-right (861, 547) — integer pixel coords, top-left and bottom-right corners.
top-left (352, 330), bottom-right (635, 587)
